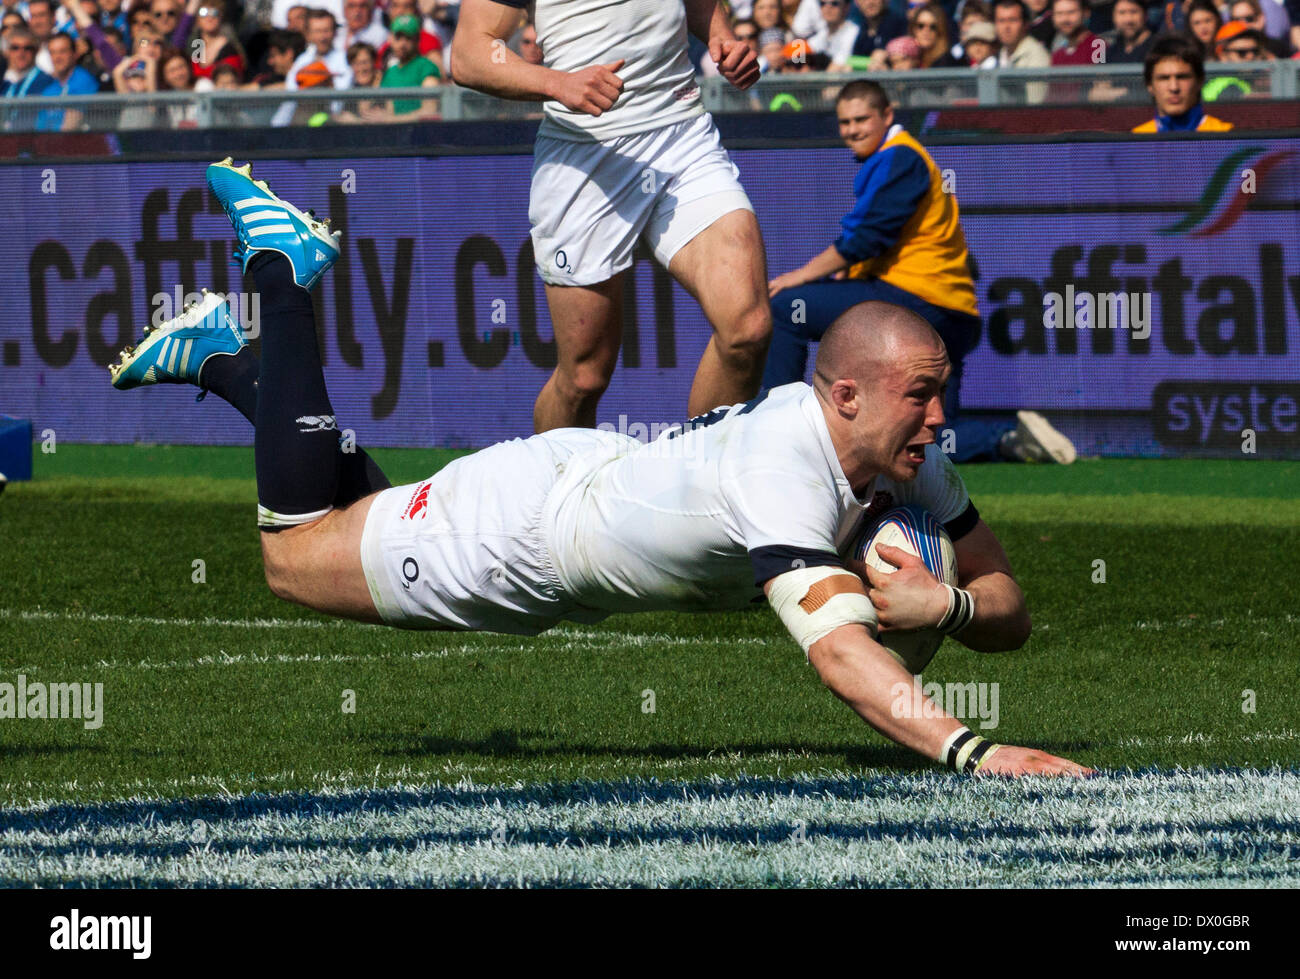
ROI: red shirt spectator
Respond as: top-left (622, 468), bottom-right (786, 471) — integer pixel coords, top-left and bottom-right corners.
top-left (1049, 0), bottom-right (1100, 66)
top-left (1047, 0), bottom-right (1099, 102)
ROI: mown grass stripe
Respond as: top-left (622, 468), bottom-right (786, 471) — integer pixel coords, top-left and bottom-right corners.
top-left (1, 770), bottom-right (1296, 888)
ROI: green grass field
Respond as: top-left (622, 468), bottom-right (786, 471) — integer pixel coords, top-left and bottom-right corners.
top-left (1, 448), bottom-right (1298, 886)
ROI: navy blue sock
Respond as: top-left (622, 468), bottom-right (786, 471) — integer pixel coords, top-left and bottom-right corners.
top-left (250, 252), bottom-right (341, 525)
top-left (334, 445), bottom-right (392, 507)
top-left (198, 345), bottom-right (391, 507)
top-left (199, 345), bottom-right (259, 423)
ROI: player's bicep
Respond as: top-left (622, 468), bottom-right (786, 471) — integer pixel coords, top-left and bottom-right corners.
top-left (764, 564), bottom-right (878, 654)
top-left (953, 518), bottom-right (1015, 588)
top-left (457, 0), bottom-right (527, 42)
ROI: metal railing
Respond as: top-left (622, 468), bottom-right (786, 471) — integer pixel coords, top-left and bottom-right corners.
top-left (1, 61), bottom-right (1295, 133)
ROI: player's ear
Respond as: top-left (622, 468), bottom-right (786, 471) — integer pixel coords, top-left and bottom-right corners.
top-left (830, 378), bottom-right (859, 415)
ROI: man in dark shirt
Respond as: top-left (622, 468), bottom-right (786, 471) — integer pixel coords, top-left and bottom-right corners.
top-left (1025, 0), bottom-right (1057, 44)
top-left (849, 0), bottom-right (907, 59)
top-left (1103, 0), bottom-right (1153, 62)
top-left (250, 28), bottom-right (305, 87)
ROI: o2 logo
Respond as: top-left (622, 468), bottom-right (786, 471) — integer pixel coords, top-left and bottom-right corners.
top-left (553, 249), bottom-right (575, 275)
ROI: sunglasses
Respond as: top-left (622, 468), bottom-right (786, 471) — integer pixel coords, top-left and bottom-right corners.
top-left (198, 6), bottom-right (220, 15)
top-left (151, 8), bottom-right (178, 17)
top-left (820, 0), bottom-right (845, 5)
top-left (915, 21), bottom-right (939, 30)
top-left (8, 43), bottom-right (36, 51)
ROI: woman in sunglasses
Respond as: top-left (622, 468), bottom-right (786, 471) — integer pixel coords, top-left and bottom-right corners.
top-left (908, 2), bottom-right (961, 67)
top-left (129, 0), bottom-right (200, 57)
top-left (187, 0), bottom-right (247, 81)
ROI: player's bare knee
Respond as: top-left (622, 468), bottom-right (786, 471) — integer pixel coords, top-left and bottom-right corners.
top-left (259, 534), bottom-right (302, 604)
top-left (716, 304), bottom-right (771, 367)
top-left (261, 555), bottom-right (294, 603)
top-left (556, 362), bottom-right (613, 402)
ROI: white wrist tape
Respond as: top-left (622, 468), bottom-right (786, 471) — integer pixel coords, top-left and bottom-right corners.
top-left (937, 584), bottom-right (976, 635)
top-left (767, 565), bottom-right (878, 654)
top-left (938, 726), bottom-right (1001, 773)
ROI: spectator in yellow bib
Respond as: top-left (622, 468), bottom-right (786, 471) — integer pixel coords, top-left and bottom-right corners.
top-left (762, 79), bottom-right (1078, 464)
top-left (1132, 34), bottom-right (1234, 132)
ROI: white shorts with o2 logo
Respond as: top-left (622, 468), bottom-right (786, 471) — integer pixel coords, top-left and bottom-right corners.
top-left (528, 113), bottom-right (754, 287)
top-left (358, 429), bottom-right (621, 634)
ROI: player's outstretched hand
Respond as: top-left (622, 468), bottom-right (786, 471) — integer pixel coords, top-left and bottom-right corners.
top-left (978, 745), bottom-right (1094, 777)
top-left (711, 38), bottom-right (760, 90)
top-left (555, 59), bottom-right (625, 116)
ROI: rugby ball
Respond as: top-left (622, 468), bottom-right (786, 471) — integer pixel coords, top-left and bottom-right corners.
top-left (852, 504), bottom-right (957, 675)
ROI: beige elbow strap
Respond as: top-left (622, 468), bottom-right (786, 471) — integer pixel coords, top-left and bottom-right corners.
top-left (767, 566), bottom-right (878, 654)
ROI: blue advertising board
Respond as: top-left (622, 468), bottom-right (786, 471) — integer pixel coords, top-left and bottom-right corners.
top-left (1, 138), bottom-right (1297, 456)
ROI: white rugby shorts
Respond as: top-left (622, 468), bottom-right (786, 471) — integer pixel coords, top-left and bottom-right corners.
top-left (529, 113), bottom-right (754, 287)
top-left (359, 429), bottom-right (622, 634)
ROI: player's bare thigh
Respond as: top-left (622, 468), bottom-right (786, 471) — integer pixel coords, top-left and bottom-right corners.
top-left (669, 207), bottom-right (771, 413)
top-left (260, 494), bottom-right (384, 624)
top-left (668, 207), bottom-right (768, 319)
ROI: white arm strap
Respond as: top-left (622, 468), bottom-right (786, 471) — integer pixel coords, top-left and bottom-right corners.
top-left (767, 565), bottom-right (878, 654)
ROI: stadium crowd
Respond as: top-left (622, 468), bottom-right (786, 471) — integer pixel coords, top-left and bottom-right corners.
top-left (1, 0), bottom-right (1297, 127)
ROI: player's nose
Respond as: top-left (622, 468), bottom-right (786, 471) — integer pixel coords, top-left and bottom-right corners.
top-left (926, 394), bottom-right (946, 428)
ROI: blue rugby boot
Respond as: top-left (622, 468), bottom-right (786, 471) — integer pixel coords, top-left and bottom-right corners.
top-left (206, 157), bottom-right (340, 291)
top-left (109, 289), bottom-right (245, 391)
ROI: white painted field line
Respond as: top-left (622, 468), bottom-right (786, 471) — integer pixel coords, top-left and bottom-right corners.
top-left (548, 628), bottom-right (779, 649)
top-left (1, 608), bottom-right (783, 648)
top-left (1132, 612), bottom-right (1300, 631)
top-left (0, 607), bottom-right (356, 632)
top-left (0, 606), bottom-right (785, 674)
top-left (1117, 728), bottom-right (1300, 749)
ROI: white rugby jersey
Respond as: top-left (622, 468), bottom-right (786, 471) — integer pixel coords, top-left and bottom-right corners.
top-left (543, 383), bottom-right (979, 615)
top-left (497, 0), bottom-right (705, 140)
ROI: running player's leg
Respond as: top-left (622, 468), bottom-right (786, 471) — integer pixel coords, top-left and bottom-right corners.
top-left (642, 117), bottom-right (770, 415)
top-left (667, 207), bottom-right (772, 416)
top-left (528, 122), bottom-right (647, 432)
top-left (533, 275), bottom-right (626, 432)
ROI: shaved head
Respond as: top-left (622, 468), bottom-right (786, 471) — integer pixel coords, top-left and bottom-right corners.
top-left (813, 301), bottom-right (944, 396)
top-left (812, 301), bottom-right (952, 487)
